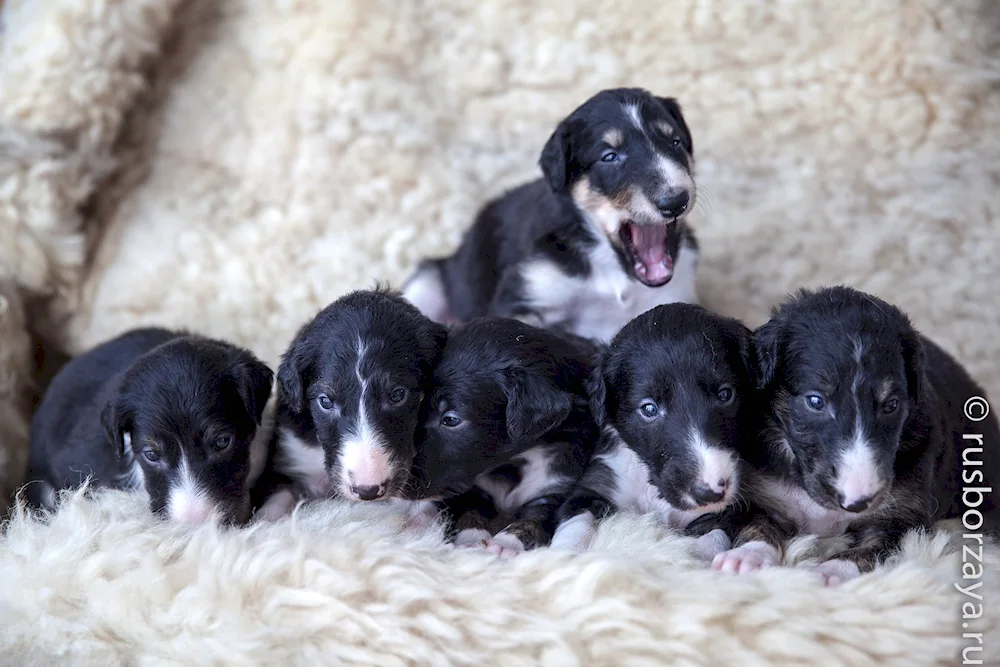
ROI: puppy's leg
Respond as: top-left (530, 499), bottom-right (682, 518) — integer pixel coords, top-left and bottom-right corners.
top-left (401, 261), bottom-right (458, 325)
top-left (256, 488), bottom-right (300, 521)
top-left (550, 487), bottom-right (613, 553)
top-left (444, 487), bottom-right (500, 549)
top-left (487, 495), bottom-right (566, 559)
top-left (712, 509), bottom-right (792, 575)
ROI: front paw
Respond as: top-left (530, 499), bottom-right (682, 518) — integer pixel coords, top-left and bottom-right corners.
top-left (484, 531), bottom-right (526, 559)
top-left (712, 540), bottom-right (779, 574)
top-left (255, 488), bottom-right (299, 521)
top-left (453, 528), bottom-right (492, 549)
top-left (693, 528), bottom-right (732, 561)
top-left (799, 558), bottom-right (861, 586)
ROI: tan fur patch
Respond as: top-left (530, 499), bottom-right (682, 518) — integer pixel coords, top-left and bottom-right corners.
top-left (571, 177), bottom-right (632, 236)
top-left (654, 121), bottom-right (674, 137)
top-left (876, 378), bottom-right (895, 403)
top-left (602, 129), bottom-right (623, 147)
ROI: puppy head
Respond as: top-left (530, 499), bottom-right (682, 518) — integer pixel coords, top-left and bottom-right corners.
top-left (410, 317), bottom-right (587, 500)
top-left (101, 336), bottom-right (275, 525)
top-left (754, 285), bottom-right (926, 514)
top-left (276, 288), bottom-right (447, 501)
top-left (593, 304), bottom-right (753, 513)
top-left (539, 87), bottom-right (695, 288)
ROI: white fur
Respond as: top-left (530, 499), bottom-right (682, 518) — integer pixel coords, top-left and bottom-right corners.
top-left (401, 264), bottom-right (453, 324)
top-left (520, 235), bottom-right (699, 342)
top-left (759, 479), bottom-right (856, 538)
top-left (655, 155), bottom-right (696, 195)
top-left (276, 428), bottom-right (331, 499)
top-left (248, 391), bottom-right (278, 490)
top-left (119, 432), bottom-right (144, 491)
top-left (454, 528), bottom-right (492, 548)
top-left (257, 488), bottom-right (299, 521)
top-left (713, 541), bottom-right (781, 574)
top-left (338, 340), bottom-right (394, 497)
top-left (167, 455), bottom-right (217, 524)
top-left (624, 102), bottom-right (644, 131)
top-left (475, 445), bottom-right (569, 512)
top-left (799, 558), bottom-right (862, 587)
top-left (835, 435), bottom-right (881, 509)
top-left (549, 511), bottom-right (596, 552)
top-left (690, 429), bottom-right (736, 497)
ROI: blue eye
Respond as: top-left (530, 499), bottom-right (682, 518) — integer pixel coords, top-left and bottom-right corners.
top-left (441, 411), bottom-right (462, 428)
top-left (805, 394), bottom-right (826, 411)
top-left (638, 401), bottom-right (659, 419)
top-left (601, 151), bottom-right (619, 163)
top-left (214, 435), bottom-right (233, 452)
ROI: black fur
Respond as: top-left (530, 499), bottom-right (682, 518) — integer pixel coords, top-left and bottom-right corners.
top-left (270, 288), bottom-right (447, 503)
top-left (402, 88), bottom-right (699, 342)
top-left (407, 317), bottom-right (600, 551)
top-left (729, 286), bottom-right (1000, 572)
top-left (26, 328), bottom-right (275, 525)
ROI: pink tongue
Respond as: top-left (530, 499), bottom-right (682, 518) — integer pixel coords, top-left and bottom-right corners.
top-left (630, 224), bottom-right (672, 283)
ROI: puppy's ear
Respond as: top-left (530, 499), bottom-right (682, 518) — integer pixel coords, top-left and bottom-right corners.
top-left (586, 343), bottom-right (611, 425)
top-left (234, 357), bottom-right (275, 424)
top-left (734, 324), bottom-right (757, 389)
top-left (658, 96), bottom-right (693, 155)
top-left (277, 346), bottom-right (309, 414)
top-left (752, 320), bottom-right (783, 390)
top-left (539, 122), bottom-right (570, 192)
top-left (900, 330), bottom-right (926, 405)
top-left (503, 367), bottom-right (573, 443)
top-left (101, 400), bottom-right (131, 461)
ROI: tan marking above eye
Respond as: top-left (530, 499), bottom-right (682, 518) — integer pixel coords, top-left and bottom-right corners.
top-left (876, 379), bottom-right (896, 403)
top-left (602, 129), bottom-right (624, 148)
top-left (654, 121), bottom-right (674, 136)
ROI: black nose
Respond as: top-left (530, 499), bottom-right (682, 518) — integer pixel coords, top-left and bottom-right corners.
top-left (656, 190), bottom-right (689, 218)
top-left (352, 484), bottom-right (385, 501)
top-left (691, 484), bottom-right (725, 505)
top-left (839, 494), bottom-right (873, 513)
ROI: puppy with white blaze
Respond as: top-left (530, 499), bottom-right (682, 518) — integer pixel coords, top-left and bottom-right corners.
top-left (402, 87), bottom-right (700, 342)
top-left (261, 288), bottom-right (447, 516)
top-left (550, 304), bottom-right (755, 558)
top-left (26, 328), bottom-right (276, 525)
top-left (404, 317), bottom-right (600, 557)
top-left (710, 286), bottom-right (1000, 586)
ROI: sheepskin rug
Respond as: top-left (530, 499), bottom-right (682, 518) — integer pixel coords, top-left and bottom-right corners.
top-left (2, 0), bottom-right (999, 665)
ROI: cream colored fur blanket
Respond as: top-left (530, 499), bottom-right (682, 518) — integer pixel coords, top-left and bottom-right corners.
top-left (1, 1), bottom-right (999, 665)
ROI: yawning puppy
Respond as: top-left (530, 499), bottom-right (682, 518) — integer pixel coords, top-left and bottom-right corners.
top-left (406, 317), bottom-right (600, 557)
top-left (713, 286), bottom-right (1000, 585)
top-left (26, 328), bottom-right (276, 525)
top-left (267, 288), bottom-right (447, 512)
top-left (550, 304), bottom-right (755, 556)
top-left (402, 87), bottom-right (700, 342)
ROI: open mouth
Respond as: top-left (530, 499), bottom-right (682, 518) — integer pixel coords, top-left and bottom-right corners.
top-left (619, 220), bottom-right (676, 287)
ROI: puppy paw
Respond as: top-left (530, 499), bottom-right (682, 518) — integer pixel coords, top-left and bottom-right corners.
top-left (800, 558), bottom-right (861, 587)
top-left (396, 500), bottom-right (440, 535)
top-left (712, 541), bottom-right (779, 574)
top-left (453, 528), bottom-right (492, 549)
top-left (484, 531), bottom-right (526, 559)
top-left (693, 528), bottom-right (732, 562)
top-left (550, 512), bottom-right (595, 553)
top-left (256, 489), bottom-right (298, 521)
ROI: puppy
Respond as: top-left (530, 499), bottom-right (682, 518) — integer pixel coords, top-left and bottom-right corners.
top-left (550, 303), bottom-right (755, 556)
top-left (405, 317), bottom-right (600, 556)
top-left (713, 286), bottom-right (1000, 585)
top-left (26, 328), bottom-right (275, 525)
top-left (403, 87), bottom-right (700, 342)
top-left (266, 288), bottom-right (447, 512)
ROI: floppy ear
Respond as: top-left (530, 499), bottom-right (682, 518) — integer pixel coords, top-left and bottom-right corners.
top-left (234, 358), bottom-right (275, 424)
top-left (539, 121), bottom-right (570, 192)
top-left (658, 96), bottom-right (693, 155)
top-left (503, 367), bottom-right (574, 443)
top-left (101, 399), bottom-right (131, 462)
top-left (734, 324), bottom-right (757, 389)
top-left (900, 330), bottom-right (926, 405)
top-left (277, 346), bottom-right (309, 414)
top-left (585, 344), bottom-right (610, 425)
top-left (752, 319), bottom-right (783, 390)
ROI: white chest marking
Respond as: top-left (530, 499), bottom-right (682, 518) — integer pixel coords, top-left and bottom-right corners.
top-left (275, 427), bottom-right (331, 498)
top-left (520, 238), bottom-right (698, 342)
top-left (475, 446), bottom-right (568, 513)
top-left (598, 438), bottom-right (703, 529)
top-left (759, 479), bottom-right (855, 538)
top-left (248, 390), bottom-right (278, 490)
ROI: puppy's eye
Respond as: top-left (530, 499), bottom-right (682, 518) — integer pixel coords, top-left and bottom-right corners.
top-left (717, 385), bottom-right (735, 405)
top-left (214, 435), bottom-right (233, 452)
top-left (316, 394), bottom-right (336, 412)
top-left (441, 411), bottom-right (462, 428)
top-left (805, 394), bottom-right (826, 411)
top-left (143, 448), bottom-right (161, 463)
top-left (671, 137), bottom-right (682, 148)
top-left (638, 401), bottom-right (659, 420)
top-left (882, 398), bottom-right (899, 415)
top-left (389, 387), bottom-right (408, 405)
top-left (600, 150), bottom-right (620, 163)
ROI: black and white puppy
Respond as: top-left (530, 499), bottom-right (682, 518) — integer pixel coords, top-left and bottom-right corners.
top-left (26, 328), bottom-right (275, 525)
top-left (405, 317), bottom-right (600, 557)
top-left (267, 289), bottom-right (447, 513)
top-left (402, 87), bottom-right (700, 342)
top-left (550, 303), bottom-right (755, 556)
top-left (712, 286), bottom-right (1000, 585)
